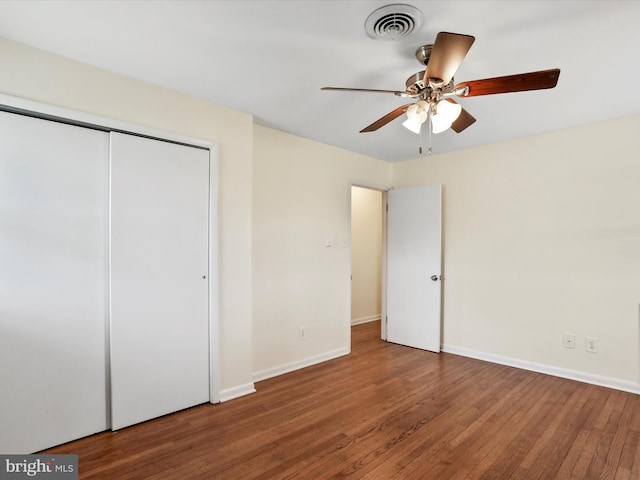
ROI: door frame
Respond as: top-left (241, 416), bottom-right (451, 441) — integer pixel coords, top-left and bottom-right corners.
top-left (0, 92), bottom-right (221, 405)
top-left (349, 181), bottom-right (445, 347)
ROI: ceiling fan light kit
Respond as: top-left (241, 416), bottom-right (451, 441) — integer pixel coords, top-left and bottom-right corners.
top-left (322, 29), bottom-right (561, 153)
top-left (401, 98), bottom-right (462, 135)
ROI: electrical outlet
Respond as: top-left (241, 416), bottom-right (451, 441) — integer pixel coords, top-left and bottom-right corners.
top-left (299, 327), bottom-right (306, 341)
top-left (586, 337), bottom-right (598, 353)
top-left (563, 333), bottom-right (576, 349)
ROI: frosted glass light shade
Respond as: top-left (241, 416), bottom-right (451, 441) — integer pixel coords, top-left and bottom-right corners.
top-left (431, 100), bottom-right (462, 134)
top-left (407, 100), bottom-right (429, 123)
top-left (402, 118), bottom-right (422, 134)
top-left (403, 100), bottom-right (429, 134)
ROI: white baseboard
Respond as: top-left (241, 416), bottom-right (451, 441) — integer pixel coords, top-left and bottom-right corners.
top-left (351, 315), bottom-right (381, 326)
top-left (253, 347), bottom-right (350, 383)
top-left (219, 382), bottom-right (256, 402)
top-left (442, 344), bottom-right (640, 395)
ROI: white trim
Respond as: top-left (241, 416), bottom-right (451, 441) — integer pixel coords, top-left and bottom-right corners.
top-left (253, 347), bottom-right (350, 383)
top-left (349, 179), bottom-right (391, 192)
top-left (0, 92), bottom-right (221, 405)
top-left (219, 383), bottom-right (256, 403)
top-left (381, 190), bottom-right (388, 341)
top-left (208, 147), bottom-right (221, 404)
top-left (351, 315), bottom-right (381, 326)
top-left (442, 344), bottom-right (640, 396)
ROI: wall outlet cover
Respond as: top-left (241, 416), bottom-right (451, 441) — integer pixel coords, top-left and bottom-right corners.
top-left (586, 337), bottom-right (598, 353)
top-left (563, 333), bottom-right (576, 349)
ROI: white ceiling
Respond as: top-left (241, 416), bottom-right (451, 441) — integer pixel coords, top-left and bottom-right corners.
top-left (1, 0), bottom-right (639, 162)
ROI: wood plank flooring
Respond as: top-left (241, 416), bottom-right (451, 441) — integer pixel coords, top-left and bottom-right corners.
top-left (42, 321), bottom-right (640, 479)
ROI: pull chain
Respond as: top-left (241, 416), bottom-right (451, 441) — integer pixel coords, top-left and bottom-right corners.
top-left (427, 111), bottom-right (433, 154)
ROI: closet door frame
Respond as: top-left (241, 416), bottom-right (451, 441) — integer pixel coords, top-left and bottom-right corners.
top-left (0, 93), bottom-right (221, 406)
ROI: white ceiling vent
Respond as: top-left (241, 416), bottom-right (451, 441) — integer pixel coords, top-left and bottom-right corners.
top-left (365, 4), bottom-right (424, 40)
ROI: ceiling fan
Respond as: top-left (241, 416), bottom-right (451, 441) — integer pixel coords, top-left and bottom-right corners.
top-left (322, 32), bottom-right (560, 138)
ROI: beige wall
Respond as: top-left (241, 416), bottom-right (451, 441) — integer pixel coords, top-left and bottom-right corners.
top-left (0, 37), bottom-right (254, 396)
top-left (350, 186), bottom-right (383, 325)
top-left (252, 126), bottom-right (391, 379)
top-left (2, 35), bottom-right (638, 395)
top-left (393, 116), bottom-right (640, 388)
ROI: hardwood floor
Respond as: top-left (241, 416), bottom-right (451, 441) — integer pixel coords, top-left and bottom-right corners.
top-left (43, 321), bottom-right (640, 479)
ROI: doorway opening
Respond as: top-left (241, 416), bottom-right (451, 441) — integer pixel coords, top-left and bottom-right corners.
top-left (349, 184), bottom-right (443, 353)
top-left (350, 186), bottom-right (386, 341)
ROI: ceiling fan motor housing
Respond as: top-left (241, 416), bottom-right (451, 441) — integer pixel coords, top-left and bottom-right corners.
top-left (405, 71), bottom-right (455, 97)
top-left (405, 71), bottom-right (426, 95)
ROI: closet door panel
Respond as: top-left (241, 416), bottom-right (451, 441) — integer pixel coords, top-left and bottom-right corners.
top-left (110, 132), bottom-right (210, 430)
top-left (0, 111), bottom-right (109, 453)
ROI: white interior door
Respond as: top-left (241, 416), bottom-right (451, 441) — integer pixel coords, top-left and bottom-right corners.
top-left (110, 132), bottom-right (210, 430)
top-left (0, 111), bottom-right (109, 453)
top-left (386, 185), bottom-right (442, 352)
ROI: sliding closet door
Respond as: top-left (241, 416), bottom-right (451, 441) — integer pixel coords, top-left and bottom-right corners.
top-left (0, 111), bottom-right (109, 453)
top-left (110, 132), bottom-right (210, 430)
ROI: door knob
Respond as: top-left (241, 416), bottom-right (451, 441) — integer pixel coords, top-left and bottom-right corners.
top-left (431, 275), bottom-right (439, 281)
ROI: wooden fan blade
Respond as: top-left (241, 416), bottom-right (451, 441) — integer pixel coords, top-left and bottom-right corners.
top-left (321, 87), bottom-right (413, 97)
top-left (454, 69), bottom-right (560, 97)
top-left (424, 32), bottom-right (475, 86)
top-left (360, 104), bottom-right (413, 133)
top-left (444, 99), bottom-right (476, 133)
